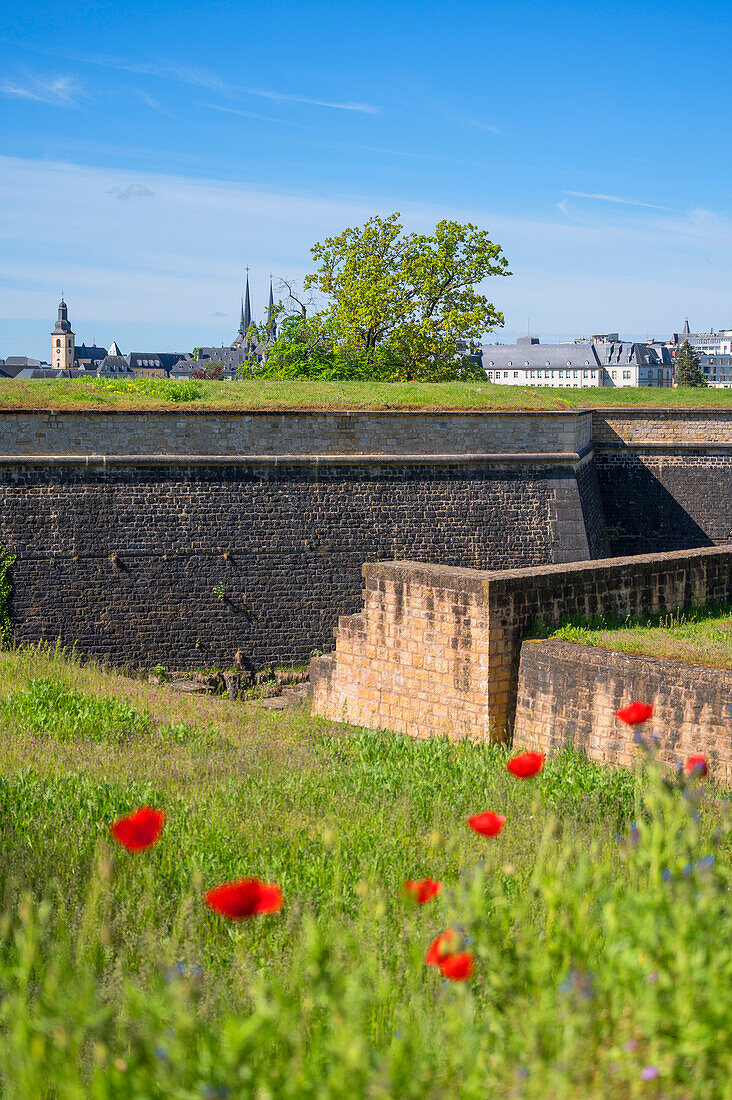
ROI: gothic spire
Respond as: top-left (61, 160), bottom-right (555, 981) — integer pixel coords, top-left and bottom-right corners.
top-left (242, 272), bottom-right (252, 333)
top-left (239, 297), bottom-right (245, 336)
top-left (266, 277), bottom-right (276, 341)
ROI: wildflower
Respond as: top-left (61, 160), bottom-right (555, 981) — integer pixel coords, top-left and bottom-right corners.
top-left (425, 929), bottom-right (458, 965)
top-left (623, 1040), bottom-right (638, 1052)
top-left (661, 869), bottom-right (672, 881)
top-left (506, 751), bottom-right (544, 779)
top-left (696, 854), bottom-right (715, 870)
top-left (685, 754), bottom-right (708, 778)
top-left (640, 1066), bottom-right (659, 1081)
top-left (439, 952), bottom-right (473, 981)
top-left (205, 878), bottom-right (282, 920)
top-left (110, 806), bottom-right (166, 852)
top-left (403, 879), bottom-right (442, 905)
top-left (648, 971), bottom-right (659, 983)
top-left (616, 702), bottom-right (653, 725)
top-left (468, 811), bottom-right (507, 836)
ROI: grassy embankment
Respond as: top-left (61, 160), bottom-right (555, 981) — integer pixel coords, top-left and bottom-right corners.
top-left (549, 604), bottom-right (732, 670)
top-left (0, 376), bottom-right (731, 411)
top-left (0, 643), bottom-right (729, 1097)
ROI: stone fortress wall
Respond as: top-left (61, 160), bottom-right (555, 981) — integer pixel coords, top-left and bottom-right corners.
top-left (512, 639), bottom-right (732, 784)
top-left (0, 408), bottom-right (730, 671)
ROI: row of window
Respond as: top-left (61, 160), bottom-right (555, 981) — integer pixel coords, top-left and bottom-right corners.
top-left (486, 369), bottom-right (598, 380)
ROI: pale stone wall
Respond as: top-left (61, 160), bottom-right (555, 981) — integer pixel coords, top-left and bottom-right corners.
top-left (513, 639), bottom-right (732, 784)
top-left (310, 547), bottom-right (732, 743)
top-left (0, 410), bottom-right (591, 457)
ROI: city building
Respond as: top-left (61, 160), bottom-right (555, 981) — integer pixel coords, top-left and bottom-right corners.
top-left (476, 337), bottom-right (673, 388)
top-left (673, 320), bottom-right (732, 356)
top-left (51, 298), bottom-right (74, 370)
top-left (699, 354), bottom-right (732, 388)
top-left (74, 344), bottom-right (108, 369)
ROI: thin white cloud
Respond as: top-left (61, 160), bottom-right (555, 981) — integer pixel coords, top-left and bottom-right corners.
top-left (133, 89), bottom-right (174, 117)
top-left (1, 75), bottom-right (83, 106)
top-left (30, 48), bottom-right (381, 114)
top-left (564, 190), bottom-right (673, 211)
top-left (467, 118), bottom-right (502, 134)
top-left (248, 87), bottom-right (380, 114)
top-left (201, 102), bottom-right (318, 131)
top-left (108, 184), bottom-right (156, 201)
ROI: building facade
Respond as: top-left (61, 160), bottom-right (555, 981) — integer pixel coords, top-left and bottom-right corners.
top-left (699, 354), bottom-right (732, 388)
top-left (477, 337), bottom-right (673, 388)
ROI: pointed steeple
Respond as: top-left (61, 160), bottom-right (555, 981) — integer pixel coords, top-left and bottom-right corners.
top-left (238, 298), bottom-right (246, 336)
top-left (266, 277), bottom-right (276, 341)
top-left (682, 318), bottom-right (691, 335)
top-left (242, 272), bottom-right (252, 333)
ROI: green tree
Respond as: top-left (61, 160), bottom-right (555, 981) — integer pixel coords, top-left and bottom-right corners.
top-left (299, 213), bottom-right (509, 379)
top-left (675, 340), bottom-right (707, 387)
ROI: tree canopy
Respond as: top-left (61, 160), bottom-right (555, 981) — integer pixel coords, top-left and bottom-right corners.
top-left (245, 214), bottom-right (509, 381)
top-left (676, 341), bottom-right (707, 388)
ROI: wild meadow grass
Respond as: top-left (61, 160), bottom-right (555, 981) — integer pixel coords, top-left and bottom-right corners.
top-left (0, 643), bottom-right (729, 1096)
top-left (548, 603), bottom-right (732, 670)
top-left (1, 377), bottom-right (731, 411)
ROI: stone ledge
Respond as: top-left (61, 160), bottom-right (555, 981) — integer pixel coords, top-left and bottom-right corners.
top-left (0, 452), bottom-right (584, 467)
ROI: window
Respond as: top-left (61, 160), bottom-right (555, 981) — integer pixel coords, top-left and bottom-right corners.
top-left (612, 371), bottom-right (617, 380)
top-left (513, 371), bottom-right (519, 378)
top-left (507, 361), bottom-right (512, 367)
top-left (56, 339), bottom-right (60, 348)
top-left (558, 370), bottom-right (563, 378)
top-left (623, 370), bottom-right (631, 380)
top-left (566, 361), bottom-right (571, 367)
top-left (544, 370), bottom-right (550, 378)
top-left (504, 371), bottom-right (509, 378)
top-left (583, 370), bottom-right (588, 377)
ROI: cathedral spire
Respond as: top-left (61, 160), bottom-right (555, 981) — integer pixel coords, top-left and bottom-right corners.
top-left (239, 297), bottom-right (245, 336)
top-left (266, 277), bottom-right (276, 341)
top-left (242, 272), bottom-right (252, 333)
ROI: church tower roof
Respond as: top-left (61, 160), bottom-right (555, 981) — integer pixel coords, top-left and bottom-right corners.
top-left (53, 297), bottom-right (73, 335)
top-left (682, 318), bottom-right (691, 334)
top-left (242, 273), bottom-right (252, 333)
top-left (266, 277), bottom-right (276, 340)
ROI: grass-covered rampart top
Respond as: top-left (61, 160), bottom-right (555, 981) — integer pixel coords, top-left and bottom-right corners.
top-left (548, 604), bottom-right (732, 670)
top-left (0, 375), bottom-right (732, 411)
top-left (0, 642), bottom-right (729, 1096)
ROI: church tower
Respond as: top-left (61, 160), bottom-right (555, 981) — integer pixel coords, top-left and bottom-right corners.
top-left (51, 297), bottom-right (75, 370)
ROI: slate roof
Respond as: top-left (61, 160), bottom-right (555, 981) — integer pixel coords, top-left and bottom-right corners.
top-left (477, 340), bottom-right (672, 371)
top-left (128, 352), bottom-right (191, 371)
top-left (74, 345), bottom-right (108, 363)
top-left (98, 356), bottom-right (134, 374)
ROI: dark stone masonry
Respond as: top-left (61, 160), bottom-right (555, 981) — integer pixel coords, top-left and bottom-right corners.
top-left (0, 407), bottom-right (730, 669)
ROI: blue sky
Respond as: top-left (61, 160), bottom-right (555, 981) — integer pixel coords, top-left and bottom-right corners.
top-left (2, 0), bottom-right (731, 359)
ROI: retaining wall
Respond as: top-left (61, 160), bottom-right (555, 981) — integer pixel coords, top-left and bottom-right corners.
top-left (310, 546), bottom-right (732, 741)
top-left (1, 408), bottom-right (730, 669)
top-left (513, 639), bottom-right (732, 784)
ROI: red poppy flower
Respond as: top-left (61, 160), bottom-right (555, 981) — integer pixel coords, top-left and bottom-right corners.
top-left (615, 702), bottom-right (654, 725)
top-left (685, 754), bottom-right (708, 778)
top-left (110, 806), bottom-right (166, 852)
top-left (439, 952), bottom-right (474, 981)
top-left (468, 811), bottom-right (507, 837)
top-left (425, 929), bottom-right (457, 966)
top-left (403, 878), bottom-right (442, 905)
top-left (506, 751), bottom-right (545, 779)
top-left (204, 878), bottom-right (282, 920)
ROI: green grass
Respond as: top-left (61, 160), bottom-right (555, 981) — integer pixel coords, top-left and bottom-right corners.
top-left (0, 643), bottom-right (729, 1097)
top-left (548, 604), bottom-right (732, 670)
top-left (0, 376), bottom-right (731, 411)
